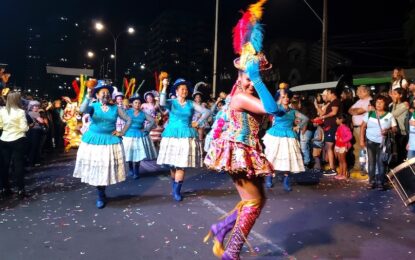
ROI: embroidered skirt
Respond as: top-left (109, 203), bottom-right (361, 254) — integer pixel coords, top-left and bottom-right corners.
top-left (123, 136), bottom-right (157, 162)
top-left (204, 138), bottom-right (273, 177)
top-left (157, 137), bottom-right (203, 168)
top-left (262, 134), bottom-right (305, 173)
top-left (73, 142), bottom-right (126, 186)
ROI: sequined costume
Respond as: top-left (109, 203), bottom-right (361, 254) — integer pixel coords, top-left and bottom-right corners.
top-left (204, 109), bottom-right (274, 177)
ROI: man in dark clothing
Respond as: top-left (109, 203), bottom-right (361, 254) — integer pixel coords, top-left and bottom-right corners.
top-left (51, 99), bottom-right (65, 152)
top-left (316, 89), bottom-right (341, 175)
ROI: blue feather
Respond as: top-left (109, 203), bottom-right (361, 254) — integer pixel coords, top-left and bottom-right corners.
top-left (250, 23), bottom-right (264, 52)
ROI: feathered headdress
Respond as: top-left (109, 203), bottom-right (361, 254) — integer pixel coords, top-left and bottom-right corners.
top-left (232, 0), bottom-right (271, 71)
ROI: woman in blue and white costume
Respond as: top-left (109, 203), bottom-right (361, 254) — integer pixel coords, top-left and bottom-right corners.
top-left (73, 80), bottom-right (131, 209)
top-left (262, 89), bottom-right (308, 191)
top-left (123, 94), bottom-right (157, 179)
top-left (157, 78), bottom-right (211, 201)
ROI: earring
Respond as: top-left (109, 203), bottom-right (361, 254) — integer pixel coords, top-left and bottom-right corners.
top-left (237, 82), bottom-right (242, 90)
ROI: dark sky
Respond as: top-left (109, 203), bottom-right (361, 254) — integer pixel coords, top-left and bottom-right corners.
top-left (0, 0), bottom-right (411, 85)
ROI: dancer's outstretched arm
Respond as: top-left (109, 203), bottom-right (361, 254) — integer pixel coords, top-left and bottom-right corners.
top-left (193, 102), bottom-right (211, 127)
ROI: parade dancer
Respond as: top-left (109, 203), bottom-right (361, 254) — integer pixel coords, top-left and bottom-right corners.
top-left (113, 89), bottom-right (127, 132)
top-left (204, 92), bottom-right (230, 153)
top-left (192, 82), bottom-right (209, 146)
top-left (141, 90), bottom-right (164, 151)
top-left (157, 78), bottom-right (210, 201)
top-left (262, 89), bottom-right (308, 190)
top-left (123, 94), bottom-right (157, 179)
top-left (204, 1), bottom-right (282, 258)
top-left (73, 81), bottom-right (131, 209)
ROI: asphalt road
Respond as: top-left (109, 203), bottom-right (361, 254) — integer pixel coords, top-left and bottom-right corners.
top-left (0, 153), bottom-right (414, 260)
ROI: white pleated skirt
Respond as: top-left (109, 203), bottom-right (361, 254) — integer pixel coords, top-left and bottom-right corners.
top-left (123, 136), bottom-right (157, 162)
top-left (157, 137), bottom-right (203, 168)
top-left (262, 134), bottom-right (305, 173)
top-left (73, 142), bottom-right (126, 186)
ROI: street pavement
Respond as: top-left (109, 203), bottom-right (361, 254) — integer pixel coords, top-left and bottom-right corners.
top-left (0, 152), bottom-right (414, 260)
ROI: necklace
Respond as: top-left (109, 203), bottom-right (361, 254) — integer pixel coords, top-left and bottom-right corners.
top-left (100, 104), bottom-right (109, 112)
top-left (177, 99), bottom-right (187, 107)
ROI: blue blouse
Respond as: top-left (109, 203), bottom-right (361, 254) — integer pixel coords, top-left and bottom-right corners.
top-left (124, 109), bottom-right (148, 138)
top-left (81, 102), bottom-right (122, 145)
top-left (267, 109), bottom-right (298, 138)
top-left (162, 99), bottom-right (198, 138)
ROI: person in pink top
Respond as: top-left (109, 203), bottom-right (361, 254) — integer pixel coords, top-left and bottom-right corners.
top-left (334, 114), bottom-right (352, 179)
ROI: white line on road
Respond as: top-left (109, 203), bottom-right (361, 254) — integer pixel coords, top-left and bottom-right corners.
top-left (201, 198), bottom-right (295, 259)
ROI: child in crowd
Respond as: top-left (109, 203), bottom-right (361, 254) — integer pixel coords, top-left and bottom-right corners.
top-left (334, 114), bottom-right (352, 179)
top-left (311, 118), bottom-right (324, 171)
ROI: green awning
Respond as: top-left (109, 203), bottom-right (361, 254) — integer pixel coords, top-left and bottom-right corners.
top-left (352, 77), bottom-right (391, 86)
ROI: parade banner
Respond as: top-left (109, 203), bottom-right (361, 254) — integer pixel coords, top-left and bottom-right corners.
top-left (46, 66), bottom-right (94, 77)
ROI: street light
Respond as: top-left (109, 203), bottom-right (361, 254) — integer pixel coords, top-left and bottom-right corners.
top-left (94, 22), bottom-right (135, 85)
top-left (95, 22), bottom-right (104, 31)
top-left (87, 51), bottom-right (95, 58)
top-left (127, 27), bottom-right (135, 34)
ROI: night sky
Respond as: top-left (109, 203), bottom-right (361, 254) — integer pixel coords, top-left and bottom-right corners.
top-left (0, 0), bottom-right (412, 87)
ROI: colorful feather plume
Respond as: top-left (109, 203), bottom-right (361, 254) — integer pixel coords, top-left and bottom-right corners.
top-left (232, 11), bottom-right (253, 54)
top-left (250, 23), bottom-right (264, 52)
top-left (232, 0), bottom-right (267, 55)
top-left (248, 0), bottom-right (267, 21)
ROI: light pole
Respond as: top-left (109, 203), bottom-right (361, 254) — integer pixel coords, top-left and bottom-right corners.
top-left (302, 0), bottom-right (328, 82)
top-left (95, 22), bottom-right (135, 85)
top-left (212, 0), bottom-right (219, 97)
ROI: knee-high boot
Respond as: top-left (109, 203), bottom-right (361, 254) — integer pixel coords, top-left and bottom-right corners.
top-left (133, 162), bottom-right (140, 179)
top-left (128, 162), bottom-right (134, 177)
top-left (283, 173), bottom-right (292, 192)
top-left (172, 181), bottom-right (183, 201)
top-left (221, 199), bottom-right (263, 260)
top-left (204, 202), bottom-right (245, 257)
top-left (96, 186), bottom-right (107, 209)
top-left (264, 175), bottom-right (273, 188)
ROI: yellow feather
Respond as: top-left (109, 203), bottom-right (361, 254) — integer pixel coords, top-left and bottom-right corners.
top-left (249, 0), bottom-right (267, 21)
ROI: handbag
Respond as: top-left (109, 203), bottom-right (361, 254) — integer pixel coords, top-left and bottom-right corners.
top-left (375, 112), bottom-right (393, 163)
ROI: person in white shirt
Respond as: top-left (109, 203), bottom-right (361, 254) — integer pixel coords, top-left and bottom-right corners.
top-left (391, 67), bottom-right (408, 90)
top-left (348, 85), bottom-right (372, 173)
top-left (0, 92), bottom-right (29, 199)
top-left (360, 95), bottom-right (397, 191)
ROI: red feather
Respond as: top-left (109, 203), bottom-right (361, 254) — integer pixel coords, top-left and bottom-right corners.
top-left (232, 11), bottom-right (252, 54)
top-left (72, 80), bottom-right (80, 97)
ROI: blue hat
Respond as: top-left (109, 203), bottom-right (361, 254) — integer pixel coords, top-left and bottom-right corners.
top-left (170, 78), bottom-right (192, 97)
top-left (129, 93), bottom-right (143, 103)
top-left (93, 80), bottom-right (114, 95)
